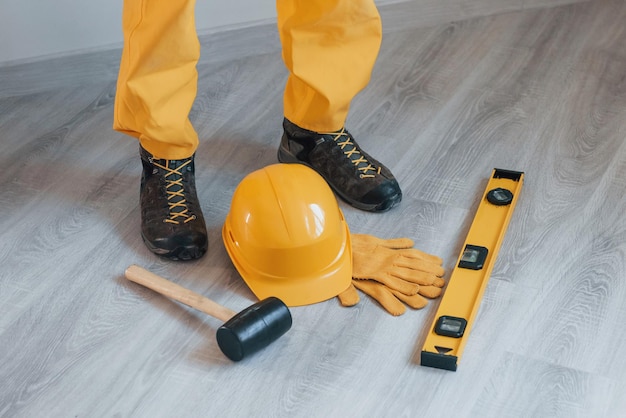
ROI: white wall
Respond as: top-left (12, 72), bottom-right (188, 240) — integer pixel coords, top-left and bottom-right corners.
top-left (0, 0), bottom-right (278, 65)
top-left (0, 0), bottom-right (586, 66)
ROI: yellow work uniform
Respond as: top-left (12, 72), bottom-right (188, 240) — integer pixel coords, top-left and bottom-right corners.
top-left (114, 0), bottom-right (382, 160)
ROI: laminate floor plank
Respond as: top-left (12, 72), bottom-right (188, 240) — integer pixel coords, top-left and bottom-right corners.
top-left (1, 0), bottom-right (625, 417)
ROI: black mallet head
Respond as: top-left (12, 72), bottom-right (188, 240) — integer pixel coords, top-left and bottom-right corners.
top-left (216, 297), bottom-right (292, 361)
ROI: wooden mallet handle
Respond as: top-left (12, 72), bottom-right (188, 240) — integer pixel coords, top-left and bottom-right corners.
top-left (125, 265), bottom-right (237, 323)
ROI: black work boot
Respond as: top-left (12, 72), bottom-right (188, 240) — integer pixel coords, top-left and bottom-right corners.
top-left (139, 146), bottom-right (208, 260)
top-left (278, 118), bottom-right (402, 212)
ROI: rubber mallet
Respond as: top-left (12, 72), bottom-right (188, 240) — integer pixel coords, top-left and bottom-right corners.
top-left (125, 265), bottom-right (292, 361)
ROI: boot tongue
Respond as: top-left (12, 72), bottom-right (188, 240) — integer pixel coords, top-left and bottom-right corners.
top-left (160, 158), bottom-right (195, 224)
top-left (165, 160), bottom-right (184, 200)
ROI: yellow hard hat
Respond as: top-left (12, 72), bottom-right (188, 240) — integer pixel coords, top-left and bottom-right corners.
top-left (222, 163), bottom-right (352, 306)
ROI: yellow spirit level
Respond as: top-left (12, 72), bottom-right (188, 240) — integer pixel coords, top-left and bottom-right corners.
top-left (421, 169), bottom-right (524, 371)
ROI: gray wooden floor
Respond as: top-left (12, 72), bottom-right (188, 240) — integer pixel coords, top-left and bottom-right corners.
top-left (1, 0), bottom-right (626, 417)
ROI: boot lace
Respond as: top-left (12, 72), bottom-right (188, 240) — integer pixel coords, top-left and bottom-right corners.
top-left (152, 159), bottom-right (197, 224)
top-left (324, 128), bottom-right (381, 179)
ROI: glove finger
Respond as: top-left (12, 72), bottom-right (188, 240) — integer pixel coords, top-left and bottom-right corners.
top-left (352, 274), bottom-right (419, 295)
top-left (376, 237), bottom-right (414, 250)
top-left (417, 285), bottom-right (443, 299)
top-left (352, 280), bottom-right (407, 316)
top-left (394, 255), bottom-right (445, 276)
top-left (337, 283), bottom-right (360, 307)
top-left (390, 289), bottom-right (428, 309)
top-left (351, 234), bottom-right (414, 250)
top-left (389, 268), bottom-right (445, 287)
top-left (394, 248), bottom-right (444, 266)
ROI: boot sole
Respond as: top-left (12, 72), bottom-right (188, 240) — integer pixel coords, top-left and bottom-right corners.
top-left (141, 234), bottom-right (208, 261)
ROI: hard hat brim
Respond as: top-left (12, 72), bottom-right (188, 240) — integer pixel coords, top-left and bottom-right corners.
top-left (222, 221), bottom-right (352, 307)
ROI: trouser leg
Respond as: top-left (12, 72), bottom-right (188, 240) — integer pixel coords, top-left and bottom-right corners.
top-left (113, 0), bottom-right (200, 160)
top-left (276, 0), bottom-right (382, 132)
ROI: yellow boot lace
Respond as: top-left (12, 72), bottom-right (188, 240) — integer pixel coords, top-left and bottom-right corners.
top-left (324, 128), bottom-right (382, 179)
top-left (152, 159), bottom-right (197, 224)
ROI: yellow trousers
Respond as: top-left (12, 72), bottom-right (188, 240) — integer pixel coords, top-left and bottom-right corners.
top-left (114, 0), bottom-right (382, 160)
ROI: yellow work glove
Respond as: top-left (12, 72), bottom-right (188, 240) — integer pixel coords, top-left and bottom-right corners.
top-left (338, 234), bottom-right (445, 316)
